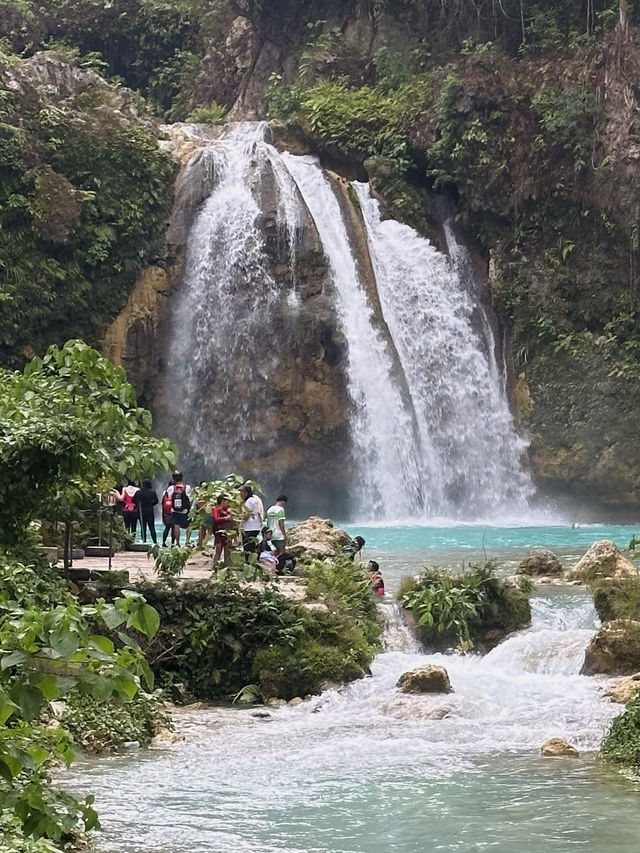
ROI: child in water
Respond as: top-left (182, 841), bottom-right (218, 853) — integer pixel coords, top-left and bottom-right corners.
top-left (368, 560), bottom-right (385, 597)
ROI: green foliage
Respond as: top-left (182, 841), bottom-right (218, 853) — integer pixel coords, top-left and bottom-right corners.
top-left (532, 87), bottom-right (596, 168)
top-left (188, 474), bottom-right (261, 533)
top-left (0, 341), bottom-right (177, 548)
top-left (270, 78), bottom-right (409, 171)
top-left (589, 576), bottom-right (640, 622)
top-left (0, 53), bottom-right (175, 363)
top-left (186, 101), bottom-right (227, 125)
top-left (136, 557), bottom-right (381, 702)
top-left (148, 545), bottom-right (192, 586)
top-left (0, 557), bottom-right (160, 842)
top-left (600, 694), bottom-right (640, 769)
top-left (63, 689), bottom-right (169, 753)
top-left (399, 563), bottom-right (531, 650)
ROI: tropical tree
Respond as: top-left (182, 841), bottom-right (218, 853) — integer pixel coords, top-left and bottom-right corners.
top-left (0, 340), bottom-right (177, 551)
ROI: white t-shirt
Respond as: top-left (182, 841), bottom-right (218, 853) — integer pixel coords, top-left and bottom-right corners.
top-left (242, 495), bottom-right (262, 532)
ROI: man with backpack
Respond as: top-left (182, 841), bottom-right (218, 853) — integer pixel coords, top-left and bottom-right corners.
top-left (167, 471), bottom-right (192, 546)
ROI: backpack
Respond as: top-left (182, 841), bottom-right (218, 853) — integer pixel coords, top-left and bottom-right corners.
top-left (171, 484), bottom-right (191, 513)
top-left (122, 491), bottom-right (137, 513)
top-left (161, 491), bottom-right (173, 515)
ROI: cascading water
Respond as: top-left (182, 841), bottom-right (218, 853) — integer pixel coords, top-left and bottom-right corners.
top-left (164, 126), bottom-right (532, 519)
top-left (281, 154), bottom-right (427, 517)
top-left (61, 588), bottom-right (636, 853)
top-left (165, 122), bottom-right (303, 477)
top-left (353, 181), bottom-right (532, 517)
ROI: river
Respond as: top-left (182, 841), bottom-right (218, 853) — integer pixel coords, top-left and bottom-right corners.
top-left (63, 523), bottom-right (639, 852)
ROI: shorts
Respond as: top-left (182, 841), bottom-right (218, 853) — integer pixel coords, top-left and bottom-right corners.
top-left (242, 530), bottom-right (259, 552)
top-left (214, 531), bottom-right (229, 546)
top-left (172, 512), bottom-right (189, 529)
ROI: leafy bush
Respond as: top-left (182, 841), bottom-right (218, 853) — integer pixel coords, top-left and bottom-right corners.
top-left (600, 694), bottom-right (640, 770)
top-left (270, 78), bottom-right (409, 171)
top-left (590, 576), bottom-right (640, 622)
top-left (0, 52), bottom-right (175, 365)
top-left (148, 545), bottom-right (192, 586)
top-left (0, 557), bottom-right (160, 844)
top-left (399, 563), bottom-right (531, 650)
top-left (185, 101), bottom-right (227, 125)
top-left (63, 689), bottom-right (170, 753)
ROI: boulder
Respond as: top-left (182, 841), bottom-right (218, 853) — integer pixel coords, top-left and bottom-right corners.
top-left (540, 738), bottom-right (580, 757)
top-left (396, 665), bottom-right (452, 694)
top-left (288, 697), bottom-right (303, 706)
top-left (568, 540), bottom-right (638, 583)
top-left (518, 550), bottom-right (563, 576)
top-left (150, 728), bottom-right (185, 746)
top-left (581, 620), bottom-right (640, 675)
top-left (286, 517), bottom-right (352, 560)
top-left (607, 673), bottom-right (640, 704)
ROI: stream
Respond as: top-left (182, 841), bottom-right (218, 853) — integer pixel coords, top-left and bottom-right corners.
top-left (62, 529), bottom-right (639, 853)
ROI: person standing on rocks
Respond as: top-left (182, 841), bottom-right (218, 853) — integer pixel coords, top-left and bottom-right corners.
top-left (137, 479), bottom-right (159, 544)
top-left (240, 484), bottom-right (262, 556)
top-left (115, 480), bottom-right (140, 537)
top-left (161, 479), bottom-right (175, 546)
top-left (168, 471), bottom-right (192, 546)
top-left (212, 494), bottom-right (234, 567)
top-left (266, 495), bottom-right (288, 554)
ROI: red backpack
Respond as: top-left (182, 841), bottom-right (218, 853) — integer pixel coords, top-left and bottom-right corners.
top-left (162, 491), bottom-right (173, 515)
top-left (122, 491), bottom-right (137, 512)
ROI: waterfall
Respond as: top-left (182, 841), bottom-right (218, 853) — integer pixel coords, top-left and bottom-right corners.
top-left (353, 182), bottom-right (532, 518)
top-left (281, 154), bottom-right (427, 517)
top-left (162, 125), bottom-right (532, 520)
top-left (165, 122), bottom-right (303, 477)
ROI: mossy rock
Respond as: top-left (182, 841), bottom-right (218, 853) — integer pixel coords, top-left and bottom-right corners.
top-left (581, 620), bottom-right (640, 676)
top-left (589, 576), bottom-right (640, 622)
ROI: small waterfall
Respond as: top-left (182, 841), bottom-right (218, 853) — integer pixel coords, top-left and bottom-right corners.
top-left (379, 601), bottom-right (421, 653)
top-left (166, 122), bottom-right (303, 476)
top-left (282, 154), bottom-right (426, 517)
top-left (353, 182), bottom-right (533, 518)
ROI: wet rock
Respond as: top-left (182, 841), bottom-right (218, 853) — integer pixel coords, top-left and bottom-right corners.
top-left (396, 665), bottom-right (452, 694)
top-left (380, 697), bottom-right (456, 720)
top-left (265, 698), bottom-right (287, 708)
top-left (568, 540), bottom-right (638, 583)
top-left (518, 550), bottom-right (563, 576)
top-left (288, 697), bottom-right (303, 707)
top-left (171, 682), bottom-right (190, 705)
top-left (122, 740), bottom-right (140, 751)
top-left (581, 620), bottom-right (640, 675)
top-left (286, 517), bottom-right (352, 560)
top-left (250, 710), bottom-right (272, 719)
top-left (540, 738), bottom-right (580, 757)
top-left (151, 728), bottom-right (185, 746)
top-left (606, 673), bottom-right (640, 704)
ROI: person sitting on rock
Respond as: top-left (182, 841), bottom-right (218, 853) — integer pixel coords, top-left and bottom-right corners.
top-left (342, 535), bottom-right (365, 561)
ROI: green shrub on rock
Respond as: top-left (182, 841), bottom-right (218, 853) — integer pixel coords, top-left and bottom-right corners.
top-left (600, 694), bottom-right (640, 771)
top-left (590, 576), bottom-right (640, 623)
top-left (398, 563), bottom-right (531, 651)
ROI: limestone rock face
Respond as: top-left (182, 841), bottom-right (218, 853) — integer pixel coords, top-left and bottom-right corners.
top-left (581, 620), bottom-right (640, 676)
top-left (607, 673), bottom-right (640, 704)
top-left (286, 517), bottom-right (352, 560)
top-left (540, 738), bottom-right (580, 757)
top-left (518, 550), bottom-right (563, 576)
top-left (396, 665), bottom-right (452, 694)
top-left (569, 540), bottom-right (639, 583)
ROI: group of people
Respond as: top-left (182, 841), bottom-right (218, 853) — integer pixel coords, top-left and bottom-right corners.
top-left (112, 473), bottom-right (384, 589)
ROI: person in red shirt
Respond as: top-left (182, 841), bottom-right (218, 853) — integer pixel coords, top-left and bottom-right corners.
top-left (212, 494), bottom-right (234, 568)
